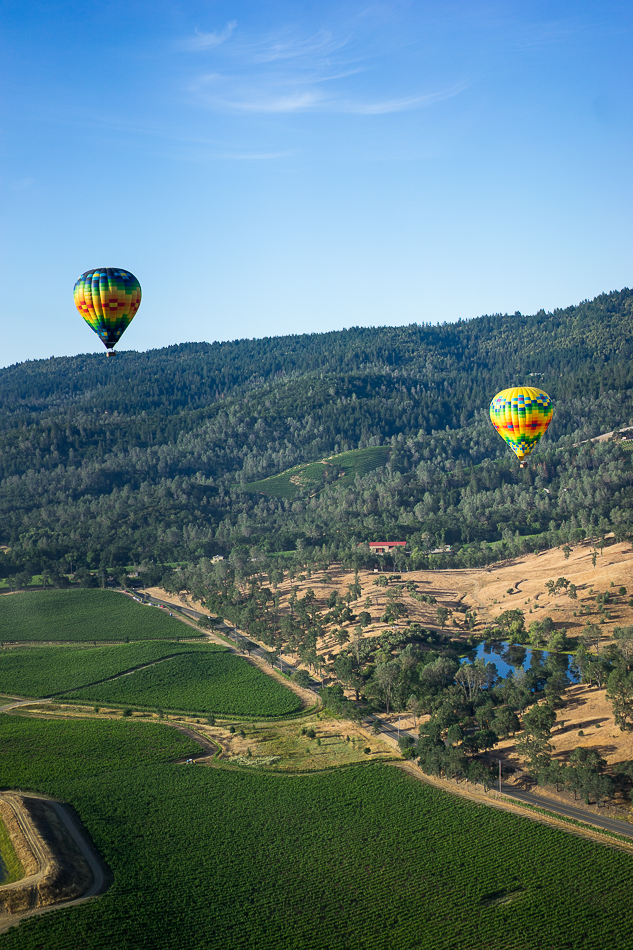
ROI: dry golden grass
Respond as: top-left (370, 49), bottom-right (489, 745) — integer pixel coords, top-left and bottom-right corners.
top-left (148, 539), bottom-right (633, 672)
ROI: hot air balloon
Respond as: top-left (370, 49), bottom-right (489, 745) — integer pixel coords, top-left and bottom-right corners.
top-left (73, 268), bottom-right (141, 356)
top-left (490, 387), bottom-right (553, 467)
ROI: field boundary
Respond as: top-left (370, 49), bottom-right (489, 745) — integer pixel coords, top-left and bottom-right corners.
top-left (0, 793), bottom-right (109, 935)
top-left (394, 762), bottom-right (633, 854)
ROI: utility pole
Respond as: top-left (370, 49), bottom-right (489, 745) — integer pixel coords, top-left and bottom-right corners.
top-left (397, 716), bottom-right (400, 740)
top-left (498, 758), bottom-right (502, 794)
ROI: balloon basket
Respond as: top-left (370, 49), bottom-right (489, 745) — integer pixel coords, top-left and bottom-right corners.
top-left (106, 350), bottom-right (117, 358)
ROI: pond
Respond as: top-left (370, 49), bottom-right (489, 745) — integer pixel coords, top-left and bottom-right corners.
top-left (463, 639), bottom-right (579, 684)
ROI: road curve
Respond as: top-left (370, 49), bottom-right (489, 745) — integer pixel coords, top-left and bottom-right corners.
top-left (0, 796), bottom-right (109, 935)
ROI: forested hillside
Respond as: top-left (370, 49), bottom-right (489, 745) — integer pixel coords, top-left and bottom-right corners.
top-left (1, 287), bottom-right (633, 583)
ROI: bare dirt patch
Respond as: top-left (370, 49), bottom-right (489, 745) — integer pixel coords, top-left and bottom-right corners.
top-left (494, 685), bottom-right (632, 773)
top-left (433, 539), bottom-right (633, 639)
top-left (258, 541), bottom-right (633, 674)
top-left (145, 587), bottom-right (213, 618)
top-left (487, 684), bottom-right (633, 820)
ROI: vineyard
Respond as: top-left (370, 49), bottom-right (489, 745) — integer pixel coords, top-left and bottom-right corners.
top-left (63, 649), bottom-right (303, 717)
top-left (245, 446), bottom-right (390, 499)
top-left (0, 641), bottom-right (211, 698)
top-left (0, 590), bottom-right (196, 642)
top-left (0, 716), bottom-right (631, 950)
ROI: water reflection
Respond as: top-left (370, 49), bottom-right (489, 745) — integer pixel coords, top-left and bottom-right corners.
top-left (464, 639), bottom-right (578, 683)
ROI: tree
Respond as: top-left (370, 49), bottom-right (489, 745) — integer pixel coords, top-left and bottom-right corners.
top-left (516, 702), bottom-right (557, 773)
top-left (446, 723), bottom-right (464, 746)
top-left (607, 667), bottom-right (633, 730)
top-left (567, 747), bottom-right (613, 804)
top-left (373, 661), bottom-right (400, 714)
top-left (336, 628), bottom-right (350, 647)
top-left (455, 660), bottom-right (496, 701)
top-left (471, 729), bottom-right (498, 753)
top-left (468, 760), bottom-right (496, 791)
top-left (407, 694), bottom-right (423, 727)
top-left (544, 668), bottom-right (568, 708)
top-left (445, 745), bottom-right (468, 782)
top-left (613, 626), bottom-right (633, 666)
top-left (293, 669), bottom-right (313, 689)
top-left (496, 609), bottom-right (526, 640)
top-left (474, 700), bottom-right (495, 730)
top-left (581, 623), bottom-right (602, 655)
top-left (492, 705), bottom-right (520, 738)
top-left (528, 617), bottom-right (555, 648)
top-left (333, 653), bottom-right (364, 701)
top-left (348, 573), bottom-right (362, 600)
top-left (435, 606), bottom-right (449, 628)
top-left (417, 720), bottom-right (448, 778)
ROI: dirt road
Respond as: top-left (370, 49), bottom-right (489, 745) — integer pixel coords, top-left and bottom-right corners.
top-left (0, 793), bottom-right (108, 934)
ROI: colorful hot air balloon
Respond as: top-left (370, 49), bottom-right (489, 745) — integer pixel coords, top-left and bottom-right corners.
top-left (73, 268), bottom-right (141, 356)
top-left (490, 387), bottom-right (553, 467)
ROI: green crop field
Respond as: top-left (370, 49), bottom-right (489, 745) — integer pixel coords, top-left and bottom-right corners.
top-left (0, 641), bottom-right (211, 698)
top-left (0, 716), bottom-right (632, 950)
top-left (246, 446), bottom-right (390, 499)
top-left (64, 648), bottom-right (303, 717)
top-left (0, 590), bottom-right (199, 642)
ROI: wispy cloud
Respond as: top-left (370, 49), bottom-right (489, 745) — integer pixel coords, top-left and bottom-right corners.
top-left (182, 20), bottom-right (467, 116)
top-left (193, 83), bottom-right (467, 115)
top-left (336, 83), bottom-right (470, 115)
top-left (184, 21), bottom-right (237, 51)
top-left (236, 29), bottom-right (350, 64)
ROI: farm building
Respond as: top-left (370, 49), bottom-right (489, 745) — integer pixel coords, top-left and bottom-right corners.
top-left (368, 542), bottom-right (406, 555)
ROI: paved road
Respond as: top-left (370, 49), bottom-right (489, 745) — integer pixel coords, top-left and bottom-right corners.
top-left (138, 592), bottom-right (308, 681)
top-left (499, 783), bottom-right (633, 838)
top-left (363, 713), bottom-right (414, 746)
top-left (136, 592), bottom-right (633, 839)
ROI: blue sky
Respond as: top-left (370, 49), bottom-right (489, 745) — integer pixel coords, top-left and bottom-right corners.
top-left (1, 1), bottom-right (632, 365)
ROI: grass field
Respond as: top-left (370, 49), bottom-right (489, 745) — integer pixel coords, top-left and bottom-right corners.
top-left (0, 641), bottom-right (212, 698)
top-left (64, 648), bottom-right (303, 717)
top-left (0, 590), bottom-right (198, 642)
top-left (0, 716), bottom-right (632, 949)
top-left (0, 818), bottom-right (23, 886)
top-left (245, 446), bottom-right (390, 499)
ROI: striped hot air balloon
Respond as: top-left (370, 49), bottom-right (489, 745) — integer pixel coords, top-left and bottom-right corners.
top-left (74, 268), bottom-right (141, 355)
top-left (490, 387), bottom-right (553, 467)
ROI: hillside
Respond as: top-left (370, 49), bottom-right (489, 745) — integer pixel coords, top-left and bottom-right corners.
top-left (245, 446), bottom-right (391, 499)
top-left (0, 288), bottom-right (632, 583)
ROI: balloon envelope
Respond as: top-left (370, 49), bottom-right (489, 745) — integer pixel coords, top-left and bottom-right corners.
top-left (490, 386), bottom-right (553, 461)
top-left (74, 268), bottom-right (141, 350)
